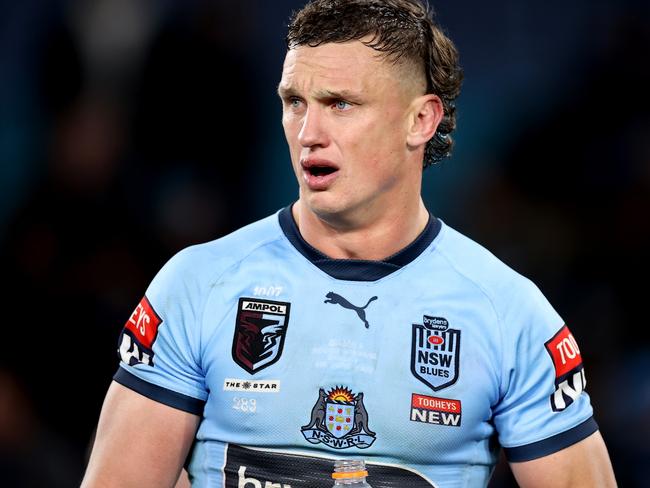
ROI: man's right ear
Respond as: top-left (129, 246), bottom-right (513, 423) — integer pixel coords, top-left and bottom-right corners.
top-left (406, 94), bottom-right (444, 150)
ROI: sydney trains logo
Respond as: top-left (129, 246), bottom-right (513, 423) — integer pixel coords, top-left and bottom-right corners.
top-left (301, 386), bottom-right (376, 449)
top-left (231, 298), bottom-right (291, 375)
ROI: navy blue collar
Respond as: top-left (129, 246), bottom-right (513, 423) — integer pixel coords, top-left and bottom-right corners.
top-left (278, 205), bottom-right (441, 281)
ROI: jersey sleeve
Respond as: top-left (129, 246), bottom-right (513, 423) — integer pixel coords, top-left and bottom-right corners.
top-left (114, 248), bottom-right (208, 415)
top-left (493, 279), bottom-right (598, 462)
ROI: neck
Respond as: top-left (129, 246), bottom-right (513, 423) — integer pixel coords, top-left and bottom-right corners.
top-left (292, 198), bottom-right (430, 260)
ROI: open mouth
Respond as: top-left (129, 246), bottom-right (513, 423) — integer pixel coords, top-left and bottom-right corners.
top-left (301, 159), bottom-right (339, 188)
top-left (307, 165), bottom-right (337, 177)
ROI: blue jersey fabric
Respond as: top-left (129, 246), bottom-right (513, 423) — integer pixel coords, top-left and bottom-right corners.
top-left (115, 206), bottom-right (597, 488)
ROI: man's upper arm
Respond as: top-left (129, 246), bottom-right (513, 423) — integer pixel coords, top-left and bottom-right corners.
top-left (82, 381), bottom-right (200, 488)
top-left (510, 430), bottom-right (617, 488)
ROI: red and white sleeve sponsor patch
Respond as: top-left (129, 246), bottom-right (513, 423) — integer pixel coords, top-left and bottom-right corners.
top-left (124, 296), bottom-right (162, 350)
top-left (544, 325), bottom-right (583, 379)
top-left (545, 325), bottom-right (587, 412)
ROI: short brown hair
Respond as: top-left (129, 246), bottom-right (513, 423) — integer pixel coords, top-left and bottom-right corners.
top-left (287, 0), bottom-right (463, 167)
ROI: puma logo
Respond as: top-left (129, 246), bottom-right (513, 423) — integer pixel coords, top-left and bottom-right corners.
top-left (324, 292), bottom-right (378, 329)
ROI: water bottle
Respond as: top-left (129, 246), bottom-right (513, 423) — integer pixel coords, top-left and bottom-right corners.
top-left (331, 459), bottom-right (373, 487)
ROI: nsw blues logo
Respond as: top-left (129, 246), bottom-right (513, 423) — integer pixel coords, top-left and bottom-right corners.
top-left (301, 386), bottom-right (376, 449)
top-left (232, 298), bottom-right (291, 375)
top-left (411, 316), bottom-right (461, 391)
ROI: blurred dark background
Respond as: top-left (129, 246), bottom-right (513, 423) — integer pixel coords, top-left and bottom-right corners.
top-left (0, 0), bottom-right (648, 486)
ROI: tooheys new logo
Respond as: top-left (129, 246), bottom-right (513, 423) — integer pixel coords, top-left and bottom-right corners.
top-left (545, 325), bottom-right (587, 412)
top-left (411, 316), bottom-right (460, 391)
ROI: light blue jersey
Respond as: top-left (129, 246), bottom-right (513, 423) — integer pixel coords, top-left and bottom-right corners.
top-left (116, 206), bottom-right (596, 487)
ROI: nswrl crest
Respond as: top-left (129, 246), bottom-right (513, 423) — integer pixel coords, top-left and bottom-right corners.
top-left (411, 315), bottom-right (461, 391)
top-left (301, 386), bottom-right (376, 449)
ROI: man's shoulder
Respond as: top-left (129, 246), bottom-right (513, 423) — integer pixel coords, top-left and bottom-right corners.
top-left (436, 221), bottom-right (538, 302)
top-left (435, 221), bottom-right (563, 335)
top-left (158, 210), bottom-right (286, 282)
top-left (195, 210), bottom-right (284, 256)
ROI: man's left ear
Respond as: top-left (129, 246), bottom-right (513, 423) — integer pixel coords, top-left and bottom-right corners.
top-left (406, 94), bottom-right (444, 148)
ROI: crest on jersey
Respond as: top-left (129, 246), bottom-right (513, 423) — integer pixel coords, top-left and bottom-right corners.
top-left (411, 315), bottom-right (461, 391)
top-left (232, 298), bottom-right (291, 375)
top-left (301, 386), bottom-right (376, 449)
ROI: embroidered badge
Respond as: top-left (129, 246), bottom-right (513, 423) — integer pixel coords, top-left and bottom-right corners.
top-left (301, 386), bottom-right (376, 449)
top-left (411, 315), bottom-right (460, 391)
top-left (118, 296), bottom-right (162, 367)
top-left (232, 298), bottom-right (291, 375)
top-left (545, 325), bottom-right (586, 412)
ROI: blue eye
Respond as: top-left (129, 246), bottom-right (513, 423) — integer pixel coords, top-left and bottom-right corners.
top-left (290, 98), bottom-right (301, 108)
top-left (334, 100), bottom-right (350, 110)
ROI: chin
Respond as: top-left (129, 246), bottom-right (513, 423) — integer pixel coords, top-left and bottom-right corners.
top-left (308, 199), bottom-right (341, 217)
top-left (303, 192), bottom-right (346, 218)
top-left (305, 195), bottom-right (368, 227)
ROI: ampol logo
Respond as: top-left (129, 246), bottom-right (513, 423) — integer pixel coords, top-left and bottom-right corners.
top-left (232, 298), bottom-right (291, 375)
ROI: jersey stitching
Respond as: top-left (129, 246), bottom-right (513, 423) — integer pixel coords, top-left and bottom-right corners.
top-left (278, 215), bottom-right (429, 285)
top-left (175, 260), bottom-right (210, 381)
top-left (280, 227), bottom-right (443, 288)
top-left (502, 412), bottom-right (596, 451)
top-left (198, 233), bottom-right (288, 368)
top-left (434, 228), bottom-right (506, 483)
top-left (434, 232), bottom-right (506, 404)
top-left (436, 230), bottom-right (593, 452)
top-left (220, 442), bottom-right (228, 488)
top-left (123, 365), bottom-right (208, 401)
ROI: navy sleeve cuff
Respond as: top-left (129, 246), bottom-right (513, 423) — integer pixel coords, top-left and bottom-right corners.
top-left (113, 367), bottom-right (206, 416)
top-left (504, 416), bottom-right (599, 462)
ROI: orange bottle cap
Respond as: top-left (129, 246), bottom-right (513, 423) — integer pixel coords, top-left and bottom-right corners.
top-left (331, 470), bottom-right (369, 479)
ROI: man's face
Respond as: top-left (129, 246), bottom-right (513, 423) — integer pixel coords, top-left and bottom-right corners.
top-left (279, 40), bottom-right (422, 224)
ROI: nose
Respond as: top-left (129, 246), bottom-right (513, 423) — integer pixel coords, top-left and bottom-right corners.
top-left (298, 107), bottom-right (329, 148)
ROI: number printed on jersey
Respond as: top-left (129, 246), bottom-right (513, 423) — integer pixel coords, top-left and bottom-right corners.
top-left (232, 397), bottom-right (257, 414)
